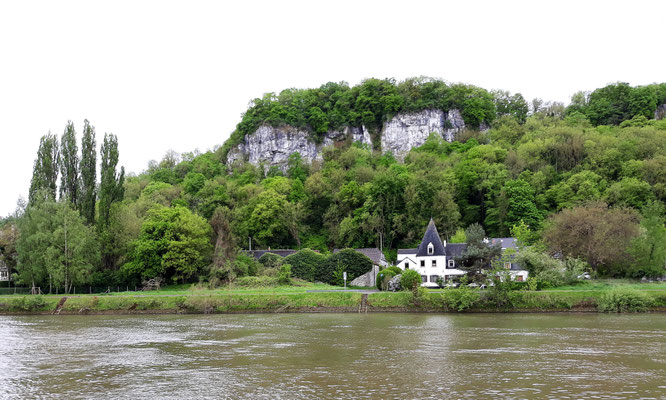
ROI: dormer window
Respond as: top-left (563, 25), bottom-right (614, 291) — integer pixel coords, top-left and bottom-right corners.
top-left (427, 242), bottom-right (434, 255)
top-left (448, 259), bottom-right (455, 269)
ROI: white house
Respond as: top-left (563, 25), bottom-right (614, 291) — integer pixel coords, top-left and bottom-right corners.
top-left (396, 219), bottom-right (528, 288)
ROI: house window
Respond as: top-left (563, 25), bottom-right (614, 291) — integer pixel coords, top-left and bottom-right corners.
top-left (427, 243), bottom-right (434, 255)
top-left (421, 275), bottom-right (427, 283)
top-left (504, 262), bottom-right (511, 270)
top-left (430, 275), bottom-right (439, 283)
top-left (420, 260), bottom-right (425, 268)
top-left (516, 275), bottom-right (524, 282)
top-left (404, 261), bottom-right (409, 269)
top-left (431, 260), bottom-right (436, 267)
top-left (448, 259), bottom-right (455, 269)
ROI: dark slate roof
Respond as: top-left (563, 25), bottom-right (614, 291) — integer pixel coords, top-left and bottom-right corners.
top-left (445, 243), bottom-right (468, 258)
top-left (397, 248), bottom-right (418, 255)
top-left (333, 248), bottom-right (386, 266)
top-left (416, 219), bottom-right (446, 257)
top-left (491, 238), bottom-right (517, 250)
top-left (243, 249), bottom-right (298, 259)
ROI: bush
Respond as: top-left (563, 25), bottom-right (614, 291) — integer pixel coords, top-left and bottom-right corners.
top-left (234, 253), bottom-right (259, 277)
top-left (400, 269), bottom-right (421, 292)
top-left (278, 264), bottom-right (292, 285)
top-left (258, 252), bottom-right (283, 269)
top-left (442, 288), bottom-right (480, 311)
top-left (376, 266), bottom-right (403, 290)
top-left (11, 296), bottom-right (47, 311)
top-left (597, 289), bottom-right (654, 312)
top-left (384, 266), bottom-right (402, 275)
top-left (318, 249), bottom-right (373, 285)
top-left (284, 249), bottom-right (327, 282)
top-left (233, 276), bottom-right (279, 287)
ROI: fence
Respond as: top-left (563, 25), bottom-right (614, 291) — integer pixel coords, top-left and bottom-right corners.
top-left (0, 286), bottom-right (142, 295)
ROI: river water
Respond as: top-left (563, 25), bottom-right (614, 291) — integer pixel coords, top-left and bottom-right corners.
top-left (0, 313), bottom-right (664, 399)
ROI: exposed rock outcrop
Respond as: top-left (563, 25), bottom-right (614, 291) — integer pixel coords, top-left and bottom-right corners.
top-left (655, 104), bottom-right (666, 120)
top-left (227, 109), bottom-right (469, 170)
top-left (349, 265), bottom-right (380, 287)
top-left (381, 109), bottom-right (465, 159)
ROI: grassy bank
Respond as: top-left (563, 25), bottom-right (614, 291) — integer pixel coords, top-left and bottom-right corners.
top-left (1, 284), bottom-right (665, 314)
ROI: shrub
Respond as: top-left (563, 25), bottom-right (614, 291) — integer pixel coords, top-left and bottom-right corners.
top-left (442, 288), bottom-right (480, 311)
top-left (384, 266), bottom-right (402, 275)
top-left (400, 269), bottom-right (421, 292)
top-left (11, 296), bottom-right (47, 311)
top-left (597, 289), bottom-right (654, 312)
top-left (258, 252), bottom-right (284, 269)
top-left (318, 249), bottom-right (373, 285)
top-left (234, 276), bottom-right (279, 287)
top-left (376, 267), bottom-right (402, 290)
top-left (284, 249), bottom-right (327, 282)
top-left (234, 253), bottom-right (260, 277)
top-left (278, 264), bottom-right (292, 285)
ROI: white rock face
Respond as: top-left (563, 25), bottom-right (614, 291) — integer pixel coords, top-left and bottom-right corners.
top-left (381, 109), bottom-right (465, 160)
top-left (228, 125), bottom-right (318, 171)
top-left (227, 109), bottom-right (467, 169)
top-left (655, 104), bottom-right (666, 120)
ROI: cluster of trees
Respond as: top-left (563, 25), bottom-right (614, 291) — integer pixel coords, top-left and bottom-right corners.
top-left (567, 82), bottom-right (666, 126)
top-left (6, 121), bottom-right (125, 292)
top-left (2, 79), bottom-right (665, 291)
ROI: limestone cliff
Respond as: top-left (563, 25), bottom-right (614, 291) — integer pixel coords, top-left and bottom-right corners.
top-left (227, 109), bottom-right (468, 170)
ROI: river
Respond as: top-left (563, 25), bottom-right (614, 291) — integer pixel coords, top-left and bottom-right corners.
top-left (0, 313), bottom-right (664, 399)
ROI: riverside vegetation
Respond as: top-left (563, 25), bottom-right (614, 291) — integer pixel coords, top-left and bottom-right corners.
top-left (1, 279), bottom-right (665, 314)
top-left (0, 78), bottom-right (665, 309)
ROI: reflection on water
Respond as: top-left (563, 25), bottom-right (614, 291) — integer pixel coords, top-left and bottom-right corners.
top-left (0, 313), bottom-right (664, 399)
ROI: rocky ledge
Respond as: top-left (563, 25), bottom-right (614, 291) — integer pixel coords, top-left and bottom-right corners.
top-left (227, 108), bottom-right (469, 171)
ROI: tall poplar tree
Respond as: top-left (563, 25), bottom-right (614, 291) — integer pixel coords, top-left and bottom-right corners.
top-left (98, 133), bottom-right (125, 269)
top-left (79, 120), bottom-right (97, 225)
top-left (28, 133), bottom-right (60, 206)
top-left (59, 121), bottom-right (80, 206)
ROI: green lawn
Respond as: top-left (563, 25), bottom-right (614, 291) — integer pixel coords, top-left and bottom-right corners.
top-left (542, 279), bottom-right (666, 292)
top-left (0, 281), bottom-right (345, 299)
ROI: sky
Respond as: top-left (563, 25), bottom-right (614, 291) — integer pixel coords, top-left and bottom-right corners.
top-left (1, 0), bottom-right (665, 217)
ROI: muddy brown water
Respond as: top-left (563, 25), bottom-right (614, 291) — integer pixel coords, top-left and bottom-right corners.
top-left (0, 313), bottom-right (664, 399)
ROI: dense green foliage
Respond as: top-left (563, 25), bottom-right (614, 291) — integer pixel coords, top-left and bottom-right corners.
top-left (376, 266), bottom-right (402, 290)
top-left (28, 134), bottom-right (59, 205)
top-left (15, 200), bottom-right (99, 293)
top-left (318, 249), bottom-right (373, 285)
top-left (597, 288), bottom-right (654, 312)
top-left (4, 79), bottom-right (666, 293)
top-left (79, 120), bottom-right (97, 225)
top-left (121, 206), bottom-right (212, 284)
top-left (257, 252), bottom-right (283, 269)
top-left (400, 269), bottom-right (422, 292)
top-left (283, 249), bottom-right (326, 282)
top-left (567, 82), bottom-right (666, 126)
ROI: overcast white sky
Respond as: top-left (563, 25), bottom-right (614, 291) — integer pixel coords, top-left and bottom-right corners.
top-left (1, 0), bottom-right (665, 217)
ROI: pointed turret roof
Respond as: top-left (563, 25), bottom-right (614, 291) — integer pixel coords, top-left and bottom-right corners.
top-left (416, 218), bottom-right (446, 257)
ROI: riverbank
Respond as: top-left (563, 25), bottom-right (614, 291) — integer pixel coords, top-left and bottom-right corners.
top-left (1, 287), bottom-right (665, 314)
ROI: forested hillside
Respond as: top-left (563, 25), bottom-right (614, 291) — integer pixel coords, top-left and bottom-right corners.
top-left (1, 79), bottom-right (665, 292)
